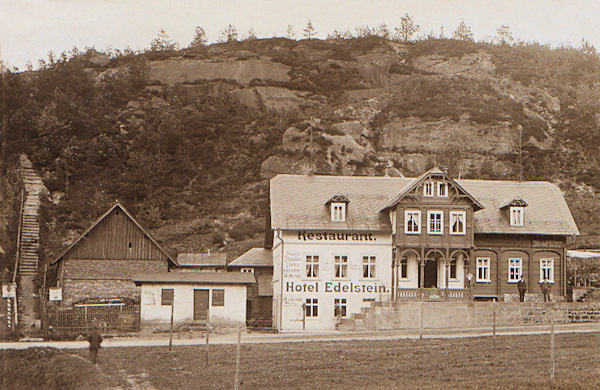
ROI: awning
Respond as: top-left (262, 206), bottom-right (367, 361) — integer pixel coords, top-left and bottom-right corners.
top-left (567, 250), bottom-right (600, 259)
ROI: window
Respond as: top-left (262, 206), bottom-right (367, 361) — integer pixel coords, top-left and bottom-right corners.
top-left (450, 211), bottom-right (466, 235)
top-left (450, 258), bottom-right (457, 279)
top-left (508, 258), bottom-right (522, 282)
top-left (331, 202), bottom-right (346, 222)
top-left (306, 255), bottom-right (319, 278)
top-left (363, 256), bottom-right (376, 278)
top-left (335, 255), bottom-right (348, 278)
top-left (161, 288), bottom-right (174, 306)
top-left (476, 257), bottom-right (491, 282)
top-left (241, 268), bottom-right (254, 274)
top-left (540, 259), bottom-right (554, 282)
top-left (423, 182), bottom-right (434, 197)
top-left (400, 257), bottom-right (408, 279)
top-left (305, 298), bottom-right (318, 317)
top-left (510, 207), bottom-right (524, 226)
top-left (427, 211), bottom-right (443, 234)
top-left (405, 210), bottom-right (421, 234)
top-left (212, 289), bottom-right (225, 306)
top-left (334, 298), bottom-right (347, 318)
top-left (438, 182), bottom-right (448, 197)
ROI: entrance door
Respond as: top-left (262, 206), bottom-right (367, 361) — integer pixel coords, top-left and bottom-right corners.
top-left (423, 260), bottom-right (438, 288)
top-left (194, 289), bottom-right (210, 321)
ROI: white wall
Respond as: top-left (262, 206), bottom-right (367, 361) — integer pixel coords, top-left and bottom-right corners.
top-left (140, 283), bottom-right (247, 326)
top-left (273, 230), bottom-right (393, 331)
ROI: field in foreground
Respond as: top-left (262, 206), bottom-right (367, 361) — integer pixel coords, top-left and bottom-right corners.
top-left (4, 332), bottom-right (600, 389)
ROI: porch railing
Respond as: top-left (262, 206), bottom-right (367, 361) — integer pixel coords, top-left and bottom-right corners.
top-left (395, 288), bottom-right (472, 302)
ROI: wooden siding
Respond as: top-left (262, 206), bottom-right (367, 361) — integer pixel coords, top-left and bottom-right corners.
top-left (62, 208), bottom-right (168, 261)
top-left (394, 181), bottom-right (475, 249)
top-left (470, 234), bottom-right (566, 299)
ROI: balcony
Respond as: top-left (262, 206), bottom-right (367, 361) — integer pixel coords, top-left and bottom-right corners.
top-left (395, 288), bottom-right (472, 302)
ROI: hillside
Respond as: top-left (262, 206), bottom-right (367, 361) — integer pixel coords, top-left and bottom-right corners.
top-left (2, 36), bottom-right (600, 272)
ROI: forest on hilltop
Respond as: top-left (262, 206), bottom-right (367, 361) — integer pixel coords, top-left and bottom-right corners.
top-left (1, 30), bottom-right (600, 275)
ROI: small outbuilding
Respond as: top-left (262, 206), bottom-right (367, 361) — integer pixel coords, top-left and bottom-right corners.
top-left (175, 252), bottom-right (228, 272)
top-left (133, 272), bottom-right (255, 327)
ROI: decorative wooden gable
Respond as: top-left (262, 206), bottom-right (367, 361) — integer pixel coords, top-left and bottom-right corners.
top-left (52, 202), bottom-right (176, 265)
top-left (383, 167), bottom-right (484, 211)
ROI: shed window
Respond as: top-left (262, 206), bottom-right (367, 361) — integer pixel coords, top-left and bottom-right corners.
top-left (161, 288), bottom-right (174, 306)
top-left (212, 289), bottom-right (225, 306)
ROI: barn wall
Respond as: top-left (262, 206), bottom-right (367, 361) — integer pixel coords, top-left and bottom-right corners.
top-left (63, 208), bottom-right (168, 261)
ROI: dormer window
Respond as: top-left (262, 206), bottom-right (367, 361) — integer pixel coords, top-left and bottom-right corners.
top-left (500, 197), bottom-right (528, 227)
top-left (423, 182), bottom-right (434, 197)
top-left (331, 203), bottom-right (346, 221)
top-left (326, 194), bottom-right (350, 222)
top-left (437, 182), bottom-right (448, 197)
top-left (510, 207), bottom-right (524, 226)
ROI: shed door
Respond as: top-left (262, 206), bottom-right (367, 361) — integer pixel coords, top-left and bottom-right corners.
top-left (194, 289), bottom-right (210, 321)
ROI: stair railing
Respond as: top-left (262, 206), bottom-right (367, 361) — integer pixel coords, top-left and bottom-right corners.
top-left (13, 186), bottom-right (24, 283)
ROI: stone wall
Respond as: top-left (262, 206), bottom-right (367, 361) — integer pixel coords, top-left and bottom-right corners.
top-left (61, 259), bottom-right (168, 306)
top-left (341, 301), bottom-right (600, 331)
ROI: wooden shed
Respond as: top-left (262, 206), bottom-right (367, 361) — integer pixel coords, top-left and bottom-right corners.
top-left (51, 202), bottom-right (176, 307)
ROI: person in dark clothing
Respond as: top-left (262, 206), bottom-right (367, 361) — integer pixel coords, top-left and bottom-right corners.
top-left (517, 277), bottom-right (527, 302)
top-left (86, 325), bottom-right (103, 365)
top-left (540, 280), bottom-right (551, 302)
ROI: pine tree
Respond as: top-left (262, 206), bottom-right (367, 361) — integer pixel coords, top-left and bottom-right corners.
top-left (286, 25), bottom-right (296, 39)
top-left (303, 20), bottom-right (316, 39)
top-left (453, 19), bottom-right (474, 41)
top-left (219, 24), bottom-right (238, 43)
top-left (395, 13), bottom-right (420, 43)
top-left (190, 26), bottom-right (208, 48)
top-left (150, 28), bottom-right (178, 51)
top-left (496, 25), bottom-right (514, 46)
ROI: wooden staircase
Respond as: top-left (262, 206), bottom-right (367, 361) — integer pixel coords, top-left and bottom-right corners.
top-left (16, 154), bottom-right (46, 328)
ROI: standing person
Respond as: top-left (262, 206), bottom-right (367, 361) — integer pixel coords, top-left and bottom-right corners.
top-left (540, 280), bottom-right (551, 302)
top-left (517, 277), bottom-right (527, 302)
top-left (86, 325), bottom-right (103, 365)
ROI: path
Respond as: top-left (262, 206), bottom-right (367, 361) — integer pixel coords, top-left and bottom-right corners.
top-left (2, 322), bottom-right (599, 350)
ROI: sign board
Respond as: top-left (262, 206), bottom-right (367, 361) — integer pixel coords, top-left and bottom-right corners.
top-left (2, 283), bottom-right (16, 298)
top-left (49, 287), bottom-right (62, 301)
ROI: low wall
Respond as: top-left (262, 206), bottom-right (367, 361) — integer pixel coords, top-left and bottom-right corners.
top-left (358, 302), bottom-right (600, 330)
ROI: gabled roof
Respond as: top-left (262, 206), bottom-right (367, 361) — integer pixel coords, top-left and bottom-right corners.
top-left (270, 174), bottom-right (580, 236)
top-left (456, 179), bottom-right (579, 235)
top-left (270, 174), bottom-right (414, 231)
top-left (177, 252), bottom-right (227, 267)
top-left (133, 272), bottom-right (255, 286)
top-left (228, 248), bottom-right (273, 267)
top-left (51, 201), bottom-right (176, 266)
top-left (499, 196), bottom-right (529, 209)
top-left (325, 194), bottom-right (350, 205)
top-left (383, 167), bottom-right (484, 211)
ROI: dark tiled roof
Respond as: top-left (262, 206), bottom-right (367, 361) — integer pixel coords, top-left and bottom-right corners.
top-left (228, 248), bottom-right (273, 267)
top-left (177, 253), bottom-right (227, 267)
top-left (270, 174), bottom-right (579, 236)
top-left (133, 272), bottom-right (255, 285)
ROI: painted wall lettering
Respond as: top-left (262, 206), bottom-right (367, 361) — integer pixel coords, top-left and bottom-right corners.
top-left (297, 231), bottom-right (377, 242)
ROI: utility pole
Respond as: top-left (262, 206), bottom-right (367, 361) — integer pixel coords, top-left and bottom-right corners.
top-left (518, 125), bottom-right (523, 182)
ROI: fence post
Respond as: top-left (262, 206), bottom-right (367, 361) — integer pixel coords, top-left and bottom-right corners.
top-left (550, 306), bottom-right (555, 380)
top-left (234, 329), bottom-right (242, 390)
top-left (205, 308), bottom-right (210, 366)
top-left (168, 302), bottom-right (174, 352)
top-left (492, 300), bottom-right (497, 349)
top-left (419, 294), bottom-right (424, 340)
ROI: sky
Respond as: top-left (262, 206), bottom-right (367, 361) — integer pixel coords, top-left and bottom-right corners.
top-left (1, 0), bottom-right (599, 70)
